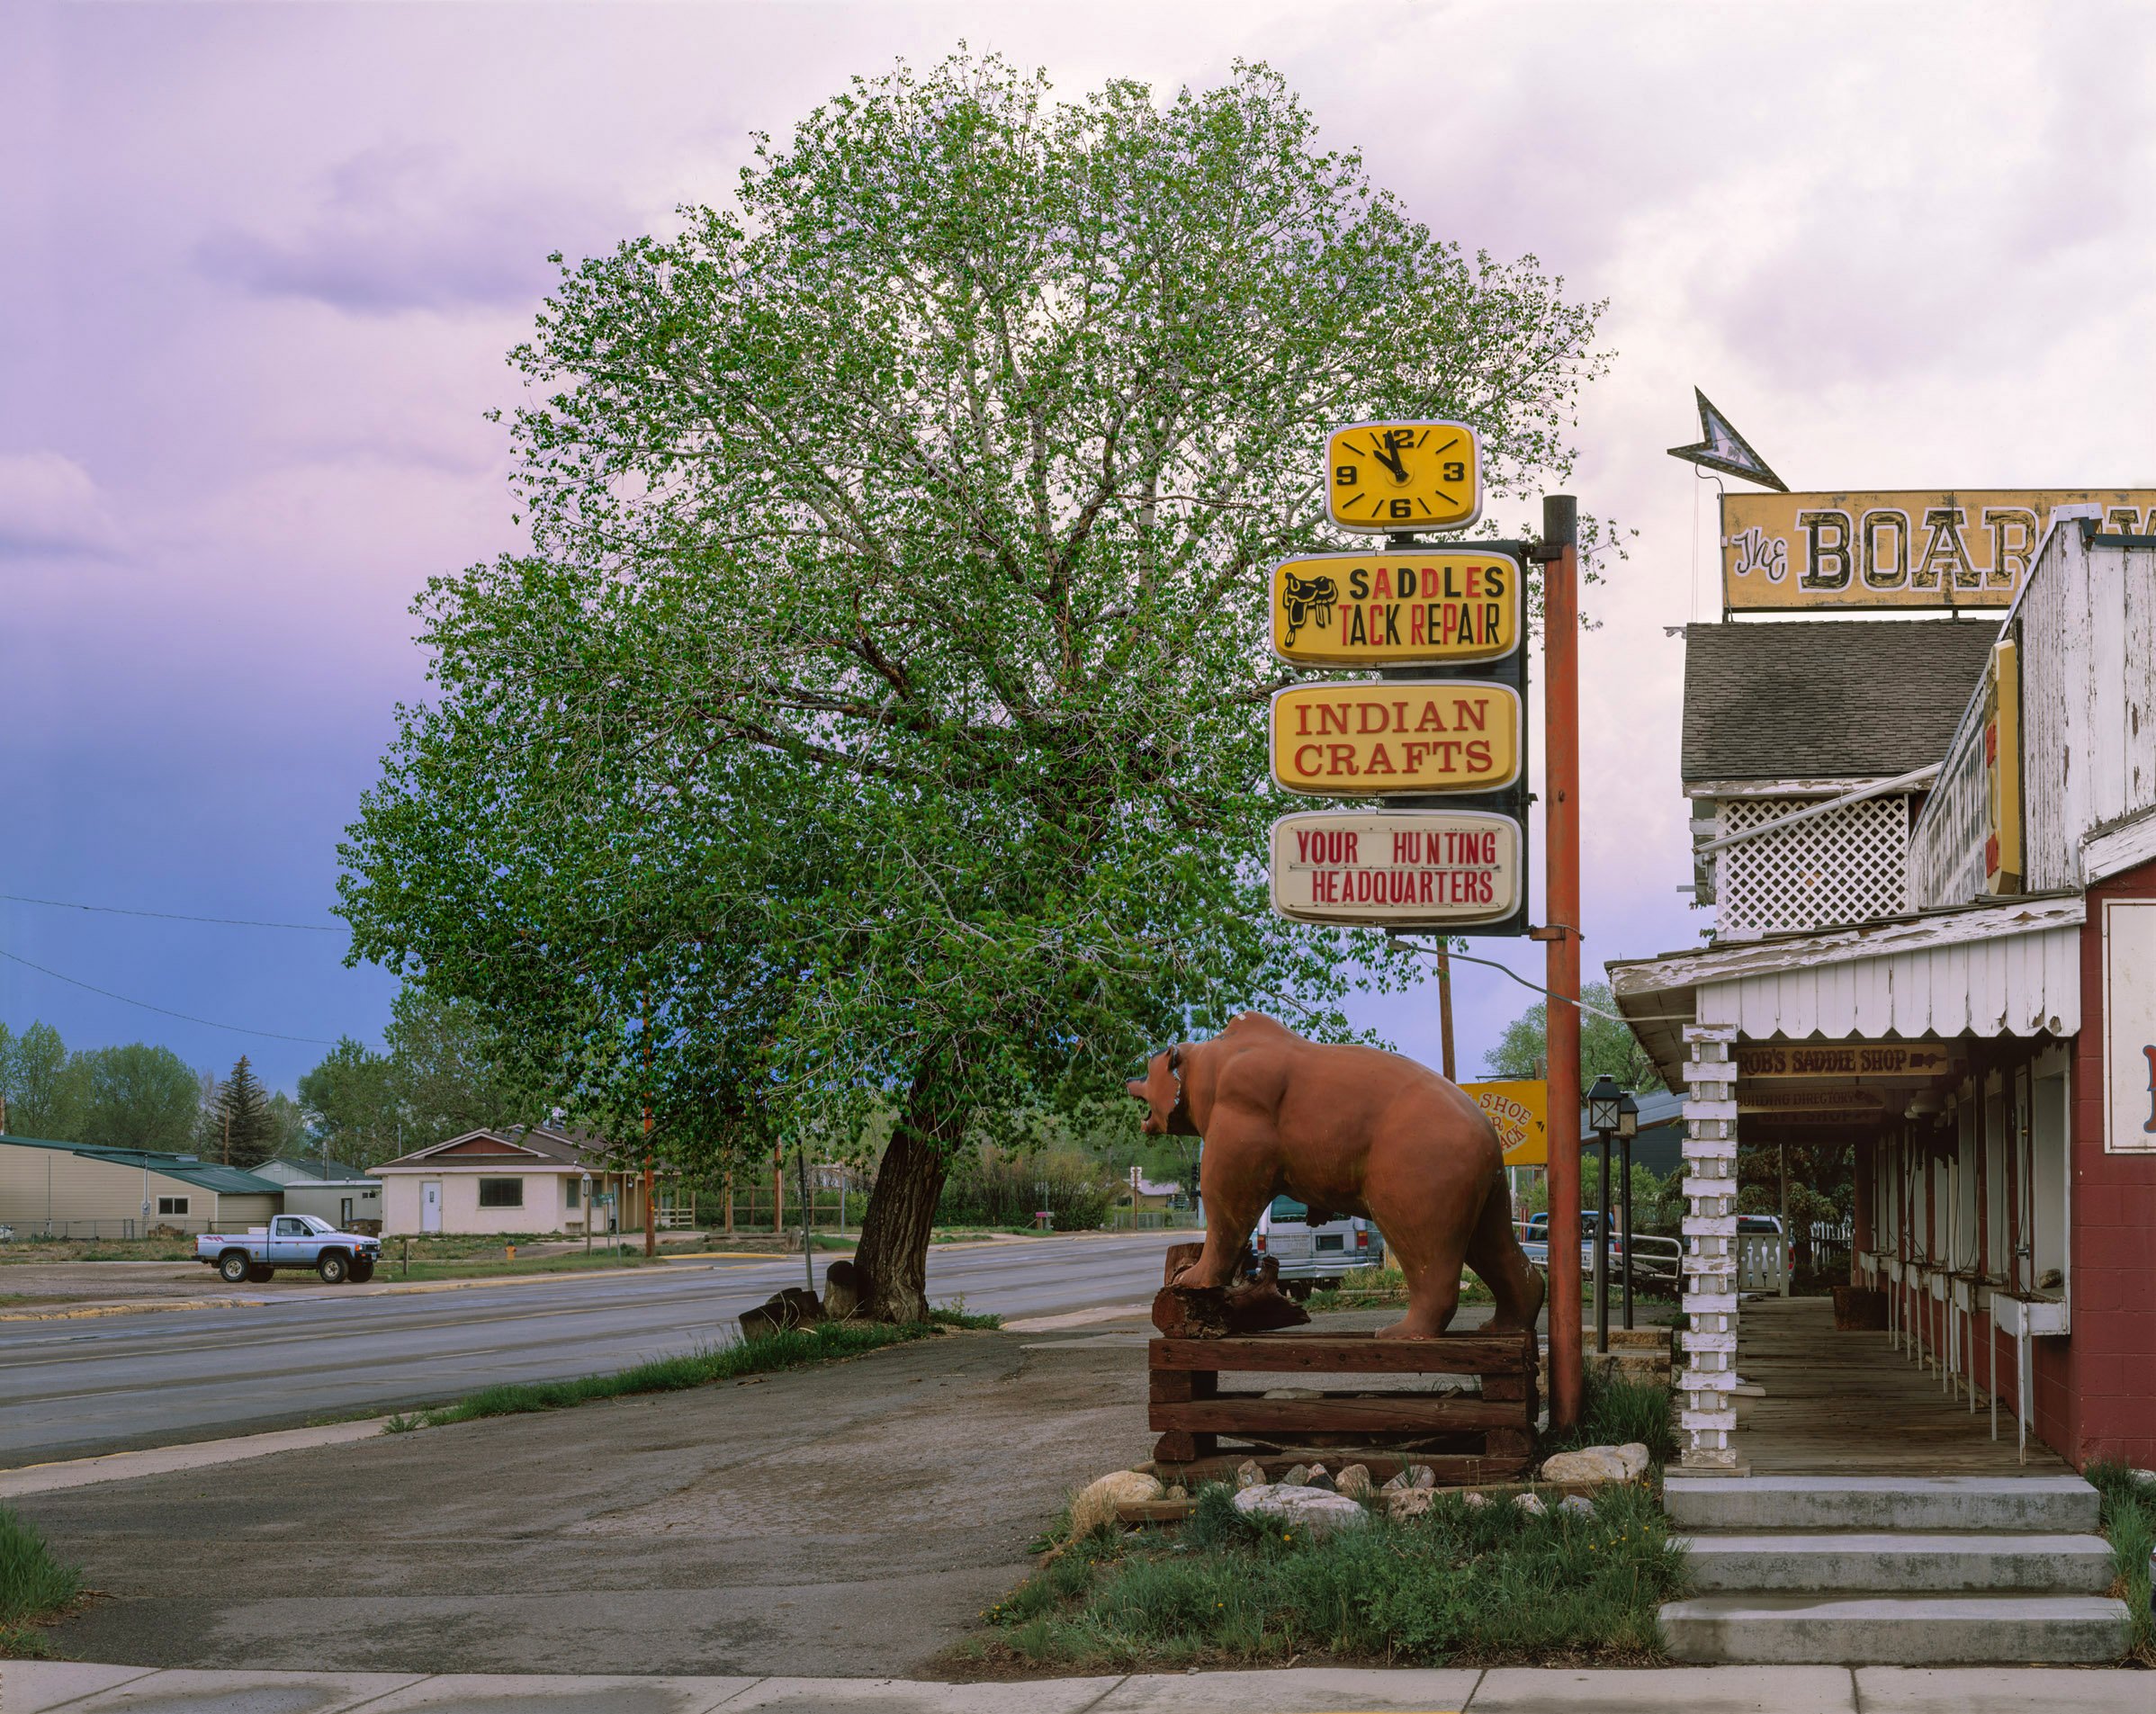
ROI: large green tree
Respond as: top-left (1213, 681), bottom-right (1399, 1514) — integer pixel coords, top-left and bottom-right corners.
top-left (0, 1022), bottom-right (85, 1140)
top-left (78, 1042), bottom-right (202, 1153)
top-left (211, 1055), bottom-right (276, 1168)
top-left (337, 56), bottom-right (1610, 1317)
top-left (1480, 981), bottom-right (1665, 1094)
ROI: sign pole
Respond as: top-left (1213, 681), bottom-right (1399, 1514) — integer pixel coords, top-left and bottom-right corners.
top-left (1436, 948), bottom-right (1458, 1082)
top-left (1541, 494), bottom-right (1584, 1431)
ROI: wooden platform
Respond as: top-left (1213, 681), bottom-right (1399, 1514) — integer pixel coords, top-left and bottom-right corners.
top-left (1148, 1328), bottom-right (1537, 1476)
top-left (1738, 1295), bottom-right (2071, 1476)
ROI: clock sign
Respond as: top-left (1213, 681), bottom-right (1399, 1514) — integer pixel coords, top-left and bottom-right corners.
top-left (1326, 419), bottom-right (1482, 534)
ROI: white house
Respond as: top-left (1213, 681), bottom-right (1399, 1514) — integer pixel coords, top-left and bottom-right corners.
top-left (369, 1126), bottom-right (663, 1237)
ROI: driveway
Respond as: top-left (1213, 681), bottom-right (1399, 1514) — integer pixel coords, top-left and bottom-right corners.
top-left (23, 1326), bottom-right (1154, 1679)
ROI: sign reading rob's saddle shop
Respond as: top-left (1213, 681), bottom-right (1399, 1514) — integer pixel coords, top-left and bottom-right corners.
top-left (1271, 681), bottom-right (1521, 795)
top-left (1722, 489), bottom-right (2156, 611)
top-left (1270, 550), bottom-right (1522, 668)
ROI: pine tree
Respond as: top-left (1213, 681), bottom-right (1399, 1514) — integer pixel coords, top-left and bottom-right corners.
top-left (215, 1056), bottom-right (275, 1168)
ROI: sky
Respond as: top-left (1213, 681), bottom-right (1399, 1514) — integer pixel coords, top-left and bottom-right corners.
top-left (4, 0), bottom-right (2155, 1100)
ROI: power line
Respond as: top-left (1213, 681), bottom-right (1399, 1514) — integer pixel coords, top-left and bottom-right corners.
top-left (0, 892), bottom-right (340, 932)
top-left (1392, 938), bottom-right (1630, 1024)
top-left (0, 947), bottom-right (341, 1045)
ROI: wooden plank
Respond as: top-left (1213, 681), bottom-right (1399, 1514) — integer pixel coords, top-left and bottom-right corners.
top-left (1149, 1333), bottom-right (1532, 1375)
top-left (1148, 1368), bottom-right (1218, 1404)
top-left (1151, 1429), bottom-right (1213, 1462)
top-left (1145, 1451), bottom-right (1546, 1487)
top-left (1149, 1395), bottom-right (1528, 1434)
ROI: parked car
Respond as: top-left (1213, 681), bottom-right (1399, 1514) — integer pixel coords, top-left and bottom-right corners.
top-left (195, 1215), bottom-right (382, 1285)
top-left (1248, 1195), bottom-right (1386, 1300)
top-left (1519, 1210), bottom-right (1682, 1288)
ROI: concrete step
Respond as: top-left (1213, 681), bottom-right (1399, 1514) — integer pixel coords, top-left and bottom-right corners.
top-left (1682, 1530), bottom-right (2118, 1593)
top-left (1660, 1593), bottom-right (2131, 1664)
top-left (1664, 1474), bottom-right (2101, 1534)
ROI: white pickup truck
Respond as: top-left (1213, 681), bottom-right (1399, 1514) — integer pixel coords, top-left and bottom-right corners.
top-left (196, 1215), bottom-right (382, 1285)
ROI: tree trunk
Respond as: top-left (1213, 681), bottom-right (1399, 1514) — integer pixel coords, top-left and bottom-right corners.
top-left (854, 1099), bottom-right (954, 1324)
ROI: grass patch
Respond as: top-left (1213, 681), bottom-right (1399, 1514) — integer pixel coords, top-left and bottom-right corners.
top-left (1541, 1369), bottom-right (1680, 1467)
top-left (929, 1298), bottom-right (1002, 1330)
top-left (2087, 1460), bottom-right (2156, 1662)
top-left (391, 1318), bottom-right (945, 1431)
top-left (0, 1504), bottom-right (84, 1658)
top-left (967, 1479), bottom-right (1682, 1670)
top-left (1304, 1263), bottom-right (1492, 1313)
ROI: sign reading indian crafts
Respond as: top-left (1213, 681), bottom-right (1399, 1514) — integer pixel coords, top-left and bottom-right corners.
top-left (1721, 489), bottom-right (2156, 610)
top-left (1271, 681), bottom-right (1521, 795)
top-left (1735, 1041), bottom-right (1960, 1080)
top-left (1270, 550), bottom-right (1521, 668)
top-left (1464, 1079), bottom-right (1549, 1166)
top-left (1269, 810), bottom-right (1521, 926)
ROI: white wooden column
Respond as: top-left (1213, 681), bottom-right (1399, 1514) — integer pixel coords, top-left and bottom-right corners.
top-left (1679, 1023), bottom-right (1743, 1471)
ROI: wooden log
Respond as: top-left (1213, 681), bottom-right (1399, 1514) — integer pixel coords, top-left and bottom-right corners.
top-left (1144, 1451), bottom-right (1551, 1488)
top-left (1151, 1283), bottom-right (1309, 1339)
top-left (1149, 1333), bottom-right (1533, 1375)
top-left (1151, 1428), bottom-right (1215, 1462)
top-left (1163, 1241), bottom-right (1205, 1286)
top-left (1117, 1499), bottom-right (1198, 1524)
top-left (1149, 1395), bottom-right (1529, 1435)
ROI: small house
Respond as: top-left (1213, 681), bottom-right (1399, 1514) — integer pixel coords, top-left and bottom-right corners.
top-left (0, 1135), bottom-right (282, 1238)
top-left (369, 1126), bottom-right (666, 1237)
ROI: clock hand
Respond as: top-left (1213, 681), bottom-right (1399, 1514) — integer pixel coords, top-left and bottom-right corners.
top-left (1368, 434), bottom-right (1410, 484)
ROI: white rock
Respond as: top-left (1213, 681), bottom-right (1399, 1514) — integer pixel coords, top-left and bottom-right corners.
top-left (1411, 1465), bottom-right (1436, 1489)
top-left (1614, 1442), bottom-right (1651, 1478)
top-left (1334, 1463), bottom-right (1373, 1502)
top-left (1513, 1492), bottom-right (1548, 1516)
top-left (1380, 1470), bottom-right (1410, 1493)
top-left (1461, 1491), bottom-right (1490, 1509)
top-left (1539, 1445), bottom-right (1634, 1485)
top-left (1235, 1458), bottom-right (1267, 1490)
top-left (1384, 1486), bottom-right (1434, 1520)
top-left (1558, 1494), bottom-right (1597, 1517)
top-left (1069, 1470), bottom-right (1163, 1537)
top-left (1233, 1483), bottom-right (1370, 1537)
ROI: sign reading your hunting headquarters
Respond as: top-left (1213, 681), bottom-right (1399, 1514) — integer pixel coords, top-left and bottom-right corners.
top-left (1265, 420), bottom-right (1528, 932)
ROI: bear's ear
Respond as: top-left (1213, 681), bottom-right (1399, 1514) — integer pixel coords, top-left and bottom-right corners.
top-left (1168, 1045), bottom-right (1182, 1074)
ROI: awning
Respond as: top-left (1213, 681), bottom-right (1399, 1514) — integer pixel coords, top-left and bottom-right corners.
top-left (1609, 894), bottom-right (2083, 1090)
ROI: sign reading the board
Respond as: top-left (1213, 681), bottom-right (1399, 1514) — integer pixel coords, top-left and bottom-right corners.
top-left (1271, 681), bottom-right (1521, 796)
top-left (1326, 419), bottom-right (1481, 534)
top-left (1269, 809), bottom-right (1522, 926)
top-left (1271, 550), bottom-right (1521, 668)
top-left (1735, 1041), bottom-right (1960, 1080)
top-left (1721, 489), bottom-right (2156, 610)
top-left (1464, 1079), bottom-right (1549, 1167)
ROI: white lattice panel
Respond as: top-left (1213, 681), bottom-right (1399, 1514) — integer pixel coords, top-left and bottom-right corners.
top-left (1715, 795), bottom-right (1910, 937)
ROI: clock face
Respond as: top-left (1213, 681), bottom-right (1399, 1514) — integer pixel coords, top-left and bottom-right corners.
top-left (1326, 420), bottom-right (1481, 534)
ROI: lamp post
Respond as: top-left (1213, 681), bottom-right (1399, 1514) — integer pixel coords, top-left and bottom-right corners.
top-left (1616, 1091), bottom-right (1639, 1331)
top-left (1586, 1074), bottom-right (1622, 1355)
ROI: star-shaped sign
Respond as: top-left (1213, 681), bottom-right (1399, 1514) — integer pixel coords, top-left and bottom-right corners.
top-left (1667, 389), bottom-right (1788, 491)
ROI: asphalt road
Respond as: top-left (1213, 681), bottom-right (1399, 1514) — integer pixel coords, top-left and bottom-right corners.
top-left (0, 1232), bottom-right (1172, 1467)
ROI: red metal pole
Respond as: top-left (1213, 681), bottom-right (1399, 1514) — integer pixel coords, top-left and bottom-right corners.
top-left (1542, 496), bottom-right (1583, 1431)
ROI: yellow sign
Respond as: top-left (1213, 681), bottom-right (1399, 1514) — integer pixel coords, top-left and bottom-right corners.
top-left (1271, 681), bottom-right (1522, 796)
top-left (1270, 550), bottom-right (1521, 668)
top-left (1464, 1079), bottom-right (1548, 1166)
top-left (1269, 809), bottom-right (1523, 926)
top-left (1722, 489), bottom-right (2156, 609)
top-left (1984, 640), bottom-right (2022, 893)
top-left (1327, 419), bottom-right (1482, 534)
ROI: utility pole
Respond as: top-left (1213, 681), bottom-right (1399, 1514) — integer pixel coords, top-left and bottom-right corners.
top-left (1541, 494), bottom-right (1584, 1431)
top-left (1436, 946), bottom-right (1458, 1083)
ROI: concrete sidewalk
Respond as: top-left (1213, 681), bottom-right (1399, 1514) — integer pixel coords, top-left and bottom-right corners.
top-left (5, 1664), bottom-right (2154, 1714)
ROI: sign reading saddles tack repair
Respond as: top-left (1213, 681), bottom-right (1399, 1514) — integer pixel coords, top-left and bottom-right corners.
top-left (1271, 551), bottom-right (1522, 668)
top-left (1721, 489), bottom-right (2156, 610)
top-left (1271, 681), bottom-right (1522, 795)
top-left (1269, 810), bottom-right (1522, 925)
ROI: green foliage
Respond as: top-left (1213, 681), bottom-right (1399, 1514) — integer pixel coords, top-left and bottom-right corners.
top-left (926, 1299), bottom-right (1003, 1329)
top-left (976, 1480), bottom-right (1680, 1667)
top-left (0, 1503), bottom-right (82, 1654)
top-left (299, 986), bottom-right (546, 1166)
top-left (2087, 1460), bottom-right (2156, 1661)
top-left (400, 1319), bottom-right (939, 1429)
top-left (1482, 983), bottom-right (1663, 1093)
top-left (208, 1054), bottom-right (275, 1167)
top-left (0, 1022), bottom-right (204, 1153)
top-left (937, 1150), bottom-right (1117, 1230)
top-left (335, 52), bottom-right (1613, 1310)
top-left (1539, 1369), bottom-right (1680, 1467)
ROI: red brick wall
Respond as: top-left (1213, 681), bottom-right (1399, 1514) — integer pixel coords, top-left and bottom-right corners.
top-left (2041, 857), bottom-right (2156, 1467)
